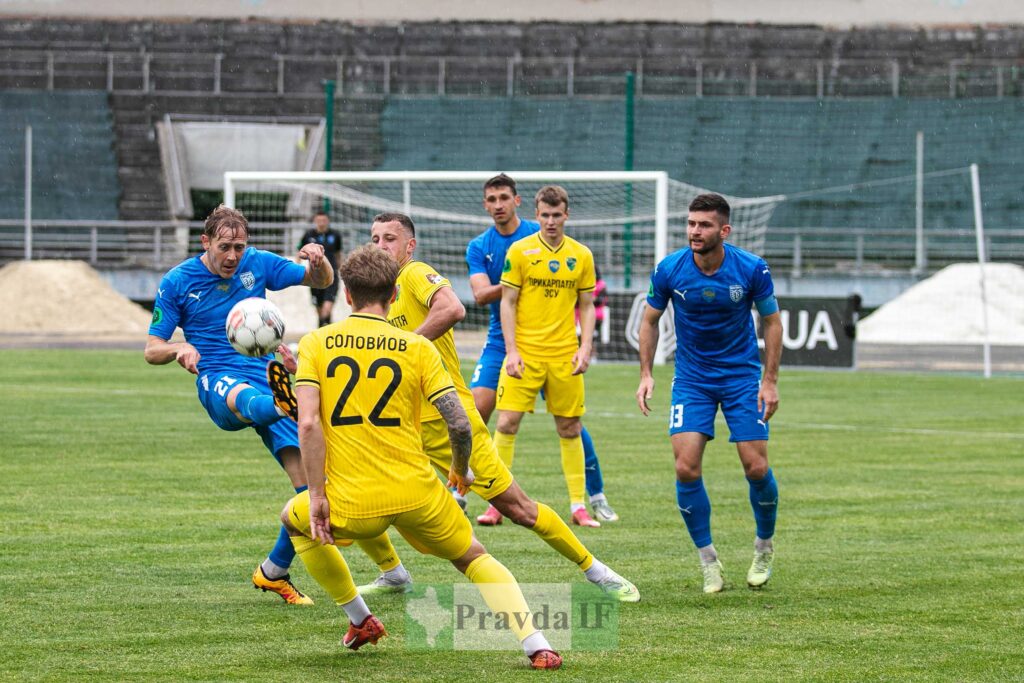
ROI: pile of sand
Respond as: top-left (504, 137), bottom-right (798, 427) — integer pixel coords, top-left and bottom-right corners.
top-left (859, 263), bottom-right (1024, 346)
top-left (0, 260), bottom-right (152, 335)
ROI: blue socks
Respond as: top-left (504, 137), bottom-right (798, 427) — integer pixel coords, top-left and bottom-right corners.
top-left (267, 485), bottom-right (309, 570)
top-left (235, 386), bottom-right (283, 426)
top-left (581, 426), bottom-right (604, 497)
top-left (747, 468), bottom-right (778, 540)
top-left (676, 478), bottom-right (712, 548)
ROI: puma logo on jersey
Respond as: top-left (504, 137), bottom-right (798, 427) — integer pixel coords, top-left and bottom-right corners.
top-left (187, 291), bottom-right (202, 301)
top-left (673, 289), bottom-right (687, 301)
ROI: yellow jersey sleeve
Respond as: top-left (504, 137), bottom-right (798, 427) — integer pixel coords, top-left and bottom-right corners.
top-left (295, 331), bottom-right (320, 387)
top-left (404, 261), bottom-right (450, 309)
top-left (578, 243), bottom-right (596, 293)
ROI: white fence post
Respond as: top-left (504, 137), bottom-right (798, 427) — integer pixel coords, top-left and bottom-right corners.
top-left (24, 126), bottom-right (33, 261)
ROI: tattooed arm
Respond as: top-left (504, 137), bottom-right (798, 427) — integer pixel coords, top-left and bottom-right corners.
top-left (431, 390), bottom-right (473, 493)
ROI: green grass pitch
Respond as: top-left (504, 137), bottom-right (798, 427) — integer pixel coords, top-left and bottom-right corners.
top-left (2, 349), bottom-right (1022, 682)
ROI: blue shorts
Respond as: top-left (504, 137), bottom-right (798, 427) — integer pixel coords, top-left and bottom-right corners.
top-left (196, 370), bottom-right (299, 464)
top-left (470, 343), bottom-right (505, 390)
top-left (668, 376), bottom-right (769, 442)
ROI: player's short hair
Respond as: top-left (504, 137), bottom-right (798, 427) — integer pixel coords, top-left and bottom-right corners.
top-left (484, 173), bottom-right (517, 195)
top-left (535, 185), bottom-right (569, 210)
top-left (372, 212), bottom-right (416, 237)
top-left (689, 193), bottom-right (731, 222)
top-left (203, 205), bottom-right (249, 239)
top-left (313, 210), bottom-right (329, 219)
top-left (340, 244), bottom-right (399, 308)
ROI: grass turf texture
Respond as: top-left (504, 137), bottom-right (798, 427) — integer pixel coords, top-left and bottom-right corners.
top-left (2, 349), bottom-right (1022, 682)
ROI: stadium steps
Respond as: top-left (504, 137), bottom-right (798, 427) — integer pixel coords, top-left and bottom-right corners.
top-left (0, 91), bottom-right (119, 220)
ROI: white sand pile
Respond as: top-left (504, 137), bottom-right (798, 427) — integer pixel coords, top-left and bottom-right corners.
top-left (859, 263), bottom-right (1024, 345)
top-left (0, 260), bottom-right (152, 335)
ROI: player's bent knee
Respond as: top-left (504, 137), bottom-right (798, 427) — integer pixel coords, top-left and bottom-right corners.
top-left (495, 414), bottom-right (522, 435)
top-left (452, 538), bottom-right (488, 574)
top-left (743, 460), bottom-right (769, 480)
top-left (280, 501), bottom-right (300, 534)
top-left (675, 462), bottom-right (702, 482)
top-left (553, 418), bottom-right (582, 439)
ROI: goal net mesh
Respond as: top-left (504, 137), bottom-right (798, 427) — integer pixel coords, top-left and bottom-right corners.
top-left (229, 173), bottom-right (784, 291)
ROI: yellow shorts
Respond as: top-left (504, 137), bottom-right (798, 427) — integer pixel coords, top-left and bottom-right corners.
top-left (496, 358), bottom-right (586, 417)
top-left (420, 400), bottom-right (514, 501)
top-left (286, 483), bottom-right (474, 561)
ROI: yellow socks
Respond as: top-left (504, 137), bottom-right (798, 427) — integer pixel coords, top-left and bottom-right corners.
top-left (494, 431), bottom-right (516, 469)
top-left (531, 502), bottom-right (593, 569)
top-left (290, 535), bottom-right (358, 605)
top-left (464, 553), bottom-right (537, 641)
top-left (559, 436), bottom-right (586, 507)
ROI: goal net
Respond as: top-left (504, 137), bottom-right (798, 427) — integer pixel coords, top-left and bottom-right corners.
top-left (224, 171), bottom-right (784, 292)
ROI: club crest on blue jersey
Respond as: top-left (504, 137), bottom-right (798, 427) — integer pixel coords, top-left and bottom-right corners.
top-left (730, 284), bottom-right (745, 302)
top-left (548, 260), bottom-right (560, 273)
top-left (702, 288), bottom-right (716, 302)
top-left (240, 271), bottom-right (255, 290)
top-left (566, 257), bottom-right (577, 271)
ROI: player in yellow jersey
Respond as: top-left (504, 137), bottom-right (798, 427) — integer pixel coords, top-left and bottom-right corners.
top-left (278, 245), bottom-right (562, 669)
top-left (497, 185), bottom-right (599, 528)
top-left (360, 212), bottom-right (639, 603)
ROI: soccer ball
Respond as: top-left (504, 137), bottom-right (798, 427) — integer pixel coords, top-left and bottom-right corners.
top-left (225, 298), bottom-right (286, 357)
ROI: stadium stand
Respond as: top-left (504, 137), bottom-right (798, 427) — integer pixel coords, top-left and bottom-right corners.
top-left (1, 17), bottom-right (1021, 272)
top-left (376, 96), bottom-right (1024, 271)
top-left (0, 91), bottom-right (119, 219)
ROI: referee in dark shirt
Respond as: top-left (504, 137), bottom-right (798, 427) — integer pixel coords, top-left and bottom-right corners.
top-left (298, 211), bottom-right (343, 327)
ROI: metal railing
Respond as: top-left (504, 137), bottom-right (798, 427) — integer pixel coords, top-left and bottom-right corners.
top-left (2, 220), bottom-right (1020, 276)
top-left (2, 48), bottom-right (1023, 99)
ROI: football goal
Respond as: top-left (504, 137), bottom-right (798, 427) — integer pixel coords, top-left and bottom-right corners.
top-left (223, 170), bottom-right (784, 291)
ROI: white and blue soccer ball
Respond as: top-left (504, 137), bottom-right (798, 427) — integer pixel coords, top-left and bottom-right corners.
top-left (225, 297), bottom-right (286, 357)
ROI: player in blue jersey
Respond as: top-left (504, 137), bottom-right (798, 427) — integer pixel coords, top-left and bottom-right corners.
top-left (466, 174), bottom-right (619, 526)
top-left (635, 193), bottom-right (783, 594)
top-left (144, 205), bottom-right (334, 605)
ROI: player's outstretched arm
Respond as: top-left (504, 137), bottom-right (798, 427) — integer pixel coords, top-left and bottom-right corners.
top-left (433, 391), bottom-right (473, 495)
top-left (298, 243), bottom-right (334, 289)
top-left (469, 273), bottom-right (503, 306)
top-left (500, 285), bottom-right (524, 378)
top-left (758, 311), bottom-right (782, 421)
top-left (636, 305), bottom-right (665, 416)
top-left (296, 384), bottom-right (333, 545)
top-left (573, 290), bottom-right (596, 375)
top-left (416, 286), bottom-right (466, 341)
top-left (144, 335), bottom-right (201, 375)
